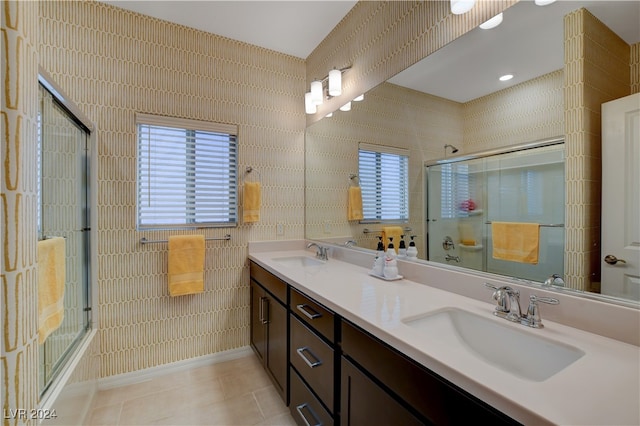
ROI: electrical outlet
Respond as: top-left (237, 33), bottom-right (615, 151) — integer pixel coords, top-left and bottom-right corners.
top-left (276, 223), bottom-right (284, 236)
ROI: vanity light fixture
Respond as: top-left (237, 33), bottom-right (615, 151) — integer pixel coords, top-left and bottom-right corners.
top-left (480, 13), bottom-right (503, 29)
top-left (450, 0), bottom-right (476, 15)
top-left (534, 0), bottom-right (557, 5)
top-left (305, 65), bottom-right (352, 114)
top-left (499, 74), bottom-right (514, 81)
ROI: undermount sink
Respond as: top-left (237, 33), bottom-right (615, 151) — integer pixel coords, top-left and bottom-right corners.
top-left (273, 256), bottom-right (325, 268)
top-left (402, 308), bottom-right (585, 382)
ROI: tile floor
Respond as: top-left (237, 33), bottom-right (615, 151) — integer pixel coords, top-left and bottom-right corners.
top-left (85, 354), bottom-right (297, 425)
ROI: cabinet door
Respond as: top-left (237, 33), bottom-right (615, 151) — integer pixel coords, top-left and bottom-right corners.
top-left (266, 295), bottom-right (288, 400)
top-left (250, 279), bottom-right (266, 362)
top-left (341, 357), bottom-right (422, 426)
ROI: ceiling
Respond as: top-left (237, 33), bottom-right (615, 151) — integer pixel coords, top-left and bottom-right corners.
top-left (100, 1), bottom-right (639, 102)
top-left (99, 1), bottom-right (357, 59)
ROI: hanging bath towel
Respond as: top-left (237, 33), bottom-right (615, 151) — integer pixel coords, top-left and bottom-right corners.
top-left (243, 181), bottom-right (261, 223)
top-left (168, 235), bottom-right (205, 296)
top-left (38, 237), bottom-right (66, 344)
top-left (348, 186), bottom-right (363, 221)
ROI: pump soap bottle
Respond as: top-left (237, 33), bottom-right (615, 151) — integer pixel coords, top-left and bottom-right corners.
top-left (384, 237), bottom-right (399, 279)
top-left (397, 235), bottom-right (407, 259)
top-left (372, 236), bottom-right (385, 276)
top-left (406, 235), bottom-right (418, 259)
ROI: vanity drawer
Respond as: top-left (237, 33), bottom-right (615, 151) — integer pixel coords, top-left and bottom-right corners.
top-left (291, 287), bottom-right (335, 342)
top-left (250, 261), bottom-right (287, 304)
top-left (290, 315), bottom-right (334, 411)
top-left (290, 367), bottom-right (333, 426)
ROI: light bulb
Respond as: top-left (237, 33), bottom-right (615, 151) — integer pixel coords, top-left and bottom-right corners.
top-left (310, 80), bottom-right (323, 105)
top-left (328, 69), bottom-right (342, 97)
top-left (305, 92), bottom-right (317, 114)
top-left (450, 0), bottom-right (476, 15)
top-left (480, 13), bottom-right (503, 29)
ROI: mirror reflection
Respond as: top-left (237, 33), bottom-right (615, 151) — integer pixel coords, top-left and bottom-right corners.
top-left (305, 0), bottom-right (640, 304)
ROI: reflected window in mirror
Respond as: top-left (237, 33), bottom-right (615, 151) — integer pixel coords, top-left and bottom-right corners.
top-left (358, 143), bottom-right (409, 222)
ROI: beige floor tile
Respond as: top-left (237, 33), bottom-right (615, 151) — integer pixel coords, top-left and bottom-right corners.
top-left (84, 354), bottom-right (296, 426)
top-left (253, 387), bottom-right (289, 419)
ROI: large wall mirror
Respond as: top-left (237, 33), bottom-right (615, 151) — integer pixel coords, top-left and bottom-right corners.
top-left (305, 1), bottom-right (639, 305)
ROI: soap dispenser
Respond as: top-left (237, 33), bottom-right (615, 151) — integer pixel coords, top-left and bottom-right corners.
top-left (384, 237), bottom-right (399, 279)
top-left (372, 236), bottom-right (385, 276)
top-left (397, 235), bottom-right (407, 259)
top-left (406, 235), bottom-right (418, 259)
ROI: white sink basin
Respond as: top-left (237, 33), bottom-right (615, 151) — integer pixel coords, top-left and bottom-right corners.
top-left (273, 256), bottom-right (325, 268)
top-left (402, 308), bottom-right (585, 382)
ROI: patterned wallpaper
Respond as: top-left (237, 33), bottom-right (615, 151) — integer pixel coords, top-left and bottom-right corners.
top-left (38, 0), bottom-right (306, 379)
top-left (564, 8), bottom-right (632, 292)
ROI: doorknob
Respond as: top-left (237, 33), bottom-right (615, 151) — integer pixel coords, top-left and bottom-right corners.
top-left (604, 255), bottom-right (627, 265)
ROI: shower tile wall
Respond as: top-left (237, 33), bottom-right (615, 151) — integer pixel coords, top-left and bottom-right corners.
top-left (2, 0), bottom-right (41, 422)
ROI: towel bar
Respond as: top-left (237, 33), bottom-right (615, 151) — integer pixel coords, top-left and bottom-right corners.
top-left (140, 235), bottom-right (231, 244)
top-left (485, 222), bottom-right (564, 228)
top-left (363, 227), bottom-right (411, 234)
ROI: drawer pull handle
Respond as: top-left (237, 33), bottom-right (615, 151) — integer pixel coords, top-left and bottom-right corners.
top-left (297, 304), bottom-right (322, 320)
top-left (260, 297), bottom-right (269, 324)
top-left (296, 346), bottom-right (323, 368)
top-left (296, 403), bottom-right (322, 426)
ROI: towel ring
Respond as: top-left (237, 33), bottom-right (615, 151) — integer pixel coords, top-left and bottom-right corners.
top-left (349, 174), bottom-right (360, 186)
top-left (245, 166), bottom-right (261, 183)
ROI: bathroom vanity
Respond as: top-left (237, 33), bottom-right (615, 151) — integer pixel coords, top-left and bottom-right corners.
top-left (249, 241), bottom-right (640, 426)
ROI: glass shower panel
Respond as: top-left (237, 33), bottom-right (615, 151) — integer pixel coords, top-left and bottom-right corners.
top-left (426, 142), bottom-right (564, 284)
top-left (38, 84), bottom-right (91, 393)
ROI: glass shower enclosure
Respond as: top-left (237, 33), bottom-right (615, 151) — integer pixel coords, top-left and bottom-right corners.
top-left (425, 140), bottom-right (565, 283)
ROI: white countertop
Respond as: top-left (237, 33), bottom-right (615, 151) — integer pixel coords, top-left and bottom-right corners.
top-left (249, 243), bottom-right (640, 426)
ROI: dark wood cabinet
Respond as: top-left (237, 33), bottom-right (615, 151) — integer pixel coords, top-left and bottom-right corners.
top-left (341, 356), bottom-right (423, 426)
top-left (250, 262), bottom-right (288, 403)
top-left (341, 320), bottom-right (520, 426)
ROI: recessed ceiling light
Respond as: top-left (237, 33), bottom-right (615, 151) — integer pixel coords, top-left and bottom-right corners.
top-left (499, 74), bottom-right (514, 82)
top-left (480, 13), bottom-right (503, 30)
top-left (535, 0), bottom-right (557, 5)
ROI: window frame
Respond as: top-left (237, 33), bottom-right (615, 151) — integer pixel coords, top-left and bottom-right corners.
top-left (358, 142), bottom-right (410, 223)
top-left (136, 113), bottom-right (238, 231)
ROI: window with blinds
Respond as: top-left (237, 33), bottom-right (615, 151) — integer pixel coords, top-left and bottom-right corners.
top-left (440, 163), bottom-right (470, 219)
top-left (358, 143), bottom-right (409, 222)
top-left (136, 113), bottom-right (238, 230)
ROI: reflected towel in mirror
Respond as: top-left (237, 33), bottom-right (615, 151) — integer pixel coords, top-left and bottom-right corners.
top-left (348, 186), bottom-right (363, 220)
top-left (37, 237), bottom-right (66, 344)
top-left (382, 226), bottom-right (404, 254)
top-left (168, 235), bottom-right (205, 296)
top-left (243, 181), bottom-right (261, 223)
top-left (491, 222), bottom-right (540, 264)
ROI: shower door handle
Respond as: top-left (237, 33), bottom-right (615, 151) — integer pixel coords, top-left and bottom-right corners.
top-left (604, 255), bottom-right (626, 265)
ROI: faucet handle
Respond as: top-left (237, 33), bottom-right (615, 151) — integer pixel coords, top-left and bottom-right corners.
top-left (484, 283), bottom-right (510, 315)
top-left (525, 294), bottom-right (559, 328)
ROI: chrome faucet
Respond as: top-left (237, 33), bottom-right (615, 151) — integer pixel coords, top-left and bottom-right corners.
top-left (344, 240), bottom-right (357, 247)
top-left (445, 254), bottom-right (460, 263)
top-left (306, 242), bottom-right (328, 261)
top-left (485, 283), bottom-right (559, 328)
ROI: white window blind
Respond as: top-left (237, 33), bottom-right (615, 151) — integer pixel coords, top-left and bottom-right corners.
top-left (136, 113), bottom-right (238, 230)
top-left (440, 163), bottom-right (470, 219)
top-left (358, 143), bottom-right (409, 222)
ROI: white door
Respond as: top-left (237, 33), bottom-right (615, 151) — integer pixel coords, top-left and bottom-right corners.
top-left (601, 93), bottom-right (640, 301)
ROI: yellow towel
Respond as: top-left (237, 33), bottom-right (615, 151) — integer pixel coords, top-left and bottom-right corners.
top-left (491, 222), bottom-right (540, 264)
top-left (347, 186), bottom-right (363, 221)
top-left (38, 237), bottom-right (66, 344)
top-left (243, 182), bottom-right (261, 223)
top-left (381, 226), bottom-right (404, 254)
top-left (168, 235), bottom-right (205, 297)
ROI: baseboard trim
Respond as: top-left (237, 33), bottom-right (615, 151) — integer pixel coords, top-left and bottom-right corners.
top-left (98, 346), bottom-right (253, 390)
